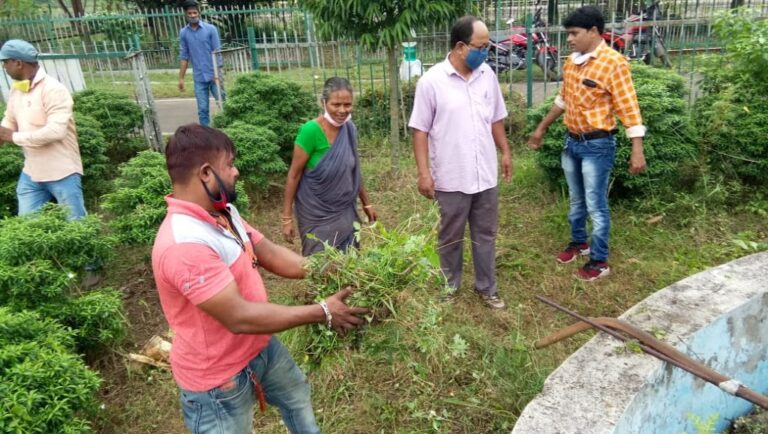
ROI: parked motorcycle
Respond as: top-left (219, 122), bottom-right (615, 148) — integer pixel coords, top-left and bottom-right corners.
top-left (486, 0), bottom-right (562, 81)
top-left (601, 1), bottom-right (672, 66)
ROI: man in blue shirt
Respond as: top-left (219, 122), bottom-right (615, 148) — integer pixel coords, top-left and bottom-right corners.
top-left (178, 0), bottom-right (224, 127)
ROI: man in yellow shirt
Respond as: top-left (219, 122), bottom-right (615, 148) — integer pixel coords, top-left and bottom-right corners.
top-left (0, 39), bottom-right (85, 220)
top-left (528, 6), bottom-right (646, 281)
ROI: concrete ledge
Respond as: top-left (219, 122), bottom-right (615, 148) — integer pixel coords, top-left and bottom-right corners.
top-left (512, 251), bottom-right (768, 434)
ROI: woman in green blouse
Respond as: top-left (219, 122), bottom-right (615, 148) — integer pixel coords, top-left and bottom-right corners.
top-left (281, 77), bottom-right (377, 256)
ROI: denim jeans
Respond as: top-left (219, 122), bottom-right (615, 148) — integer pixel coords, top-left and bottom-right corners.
top-left (17, 171), bottom-right (86, 221)
top-left (194, 80), bottom-right (226, 127)
top-left (179, 336), bottom-right (320, 434)
top-left (561, 135), bottom-right (616, 262)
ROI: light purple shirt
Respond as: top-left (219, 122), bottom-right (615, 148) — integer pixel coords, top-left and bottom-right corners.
top-left (408, 55), bottom-right (507, 194)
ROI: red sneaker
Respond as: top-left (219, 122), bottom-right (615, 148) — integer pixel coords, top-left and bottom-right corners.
top-left (575, 260), bottom-right (611, 281)
top-left (556, 242), bottom-right (590, 264)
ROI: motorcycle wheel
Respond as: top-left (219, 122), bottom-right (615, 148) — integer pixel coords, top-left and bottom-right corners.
top-left (536, 51), bottom-right (562, 81)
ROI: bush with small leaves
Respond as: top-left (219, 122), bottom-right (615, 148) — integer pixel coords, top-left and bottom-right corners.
top-left (0, 206), bottom-right (125, 350)
top-left (0, 308), bottom-right (101, 434)
top-left (528, 63), bottom-right (698, 198)
top-left (222, 122), bottom-right (287, 193)
top-left (102, 150), bottom-right (250, 244)
top-left (213, 73), bottom-right (315, 161)
top-left (74, 113), bottom-right (111, 201)
top-left (692, 9), bottom-right (768, 186)
top-left (0, 145), bottom-right (23, 218)
top-left (353, 84), bottom-right (416, 139)
top-left (73, 89), bottom-right (143, 163)
top-left (0, 205), bottom-right (114, 269)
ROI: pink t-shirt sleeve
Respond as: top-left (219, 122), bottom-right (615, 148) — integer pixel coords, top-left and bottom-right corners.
top-left (241, 220), bottom-right (265, 245)
top-left (408, 78), bottom-right (435, 133)
top-left (159, 243), bottom-right (235, 305)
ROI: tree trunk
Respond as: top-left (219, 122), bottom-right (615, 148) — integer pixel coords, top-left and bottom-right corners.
top-left (387, 47), bottom-right (400, 172)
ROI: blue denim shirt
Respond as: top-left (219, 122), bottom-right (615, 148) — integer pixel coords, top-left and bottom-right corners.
top-left (179, 20), bottom-right (222, 83)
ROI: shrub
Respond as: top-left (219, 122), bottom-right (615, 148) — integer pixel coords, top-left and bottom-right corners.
top-left (102, 150), bottom-right (250, 244)
top-left (54, 288), bottom-right (127, 351)
top-left (74, 113), bottom-right (111, 201)
top-left (354, 84), bottom-right (416, 139)
top-left (0, 145), bottom-right (23, 218)
top-left (0, 207), bottom-right (125, 350)
top-left (222, 122), bottom-right (287, 193)
top-left (0, 308), bottom-right (101, 434)
top-left (213, 73), bottom-right (315, 161)
top-left (693, 88), bottom-right (768, 186)
top-left (73, 89), bottom-right (143, 162)
top-left (0, 205), bottom-right (114, 269)
top-left (528, 63), bottom-right (698, 198)
top-left (692, 9), bottom-right (768, 186)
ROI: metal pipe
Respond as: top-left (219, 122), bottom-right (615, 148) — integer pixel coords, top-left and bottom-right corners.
top-left (535, 295), bottom-right (768, 409)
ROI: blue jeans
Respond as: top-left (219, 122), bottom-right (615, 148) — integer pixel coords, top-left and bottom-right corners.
top-left (17, 171), bottom-right (86, 221)
top-left (194, 80), bottom-right (226, 127)
top-left (179, 336), bottom-right (319, 434)
top-left (561, 135), bottom-right (616, 262)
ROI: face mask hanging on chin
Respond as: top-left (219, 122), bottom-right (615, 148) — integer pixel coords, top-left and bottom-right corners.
top-left (12, 80), bottom-right (30, 93)
top-left (323, 103), bottom-right (351, 127)
top-left (201, 169), bottom-right (237, 211)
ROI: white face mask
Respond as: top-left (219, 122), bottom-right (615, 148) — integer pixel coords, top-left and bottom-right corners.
top-left (323, 103), bottom-right (351, 127)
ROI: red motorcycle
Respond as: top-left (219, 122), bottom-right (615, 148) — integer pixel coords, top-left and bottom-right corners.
top-left (487, 0), bottom-right (562, 81)
top-left (601, 1), bottom-right (672, 66)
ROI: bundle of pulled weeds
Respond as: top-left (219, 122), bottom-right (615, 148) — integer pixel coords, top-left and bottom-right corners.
top-left (301, 207), bottom-right (448, 360)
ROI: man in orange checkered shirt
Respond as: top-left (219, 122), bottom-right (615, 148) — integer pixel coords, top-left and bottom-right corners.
top-left (528, 6), bottom-right (646, 281)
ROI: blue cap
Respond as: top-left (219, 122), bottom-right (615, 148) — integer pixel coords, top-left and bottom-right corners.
top-left (0, 39), bottom-right (39, 63)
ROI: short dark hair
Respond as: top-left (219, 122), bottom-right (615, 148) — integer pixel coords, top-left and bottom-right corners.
top-left (562, 6), bottom-right (605, 34)
top-left (182, 0), bottom-right (199, 12)
top-left (450, 15), bottom-right (478, 48)
top-left (165, 124), bottom-right (236, 184)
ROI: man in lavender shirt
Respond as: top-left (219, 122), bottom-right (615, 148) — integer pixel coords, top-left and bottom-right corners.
top-left (409, 15), bottom-right (512, 309)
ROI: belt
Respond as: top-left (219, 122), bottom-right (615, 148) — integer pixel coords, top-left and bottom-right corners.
top-left (568, 129), bottom-right (618, 141)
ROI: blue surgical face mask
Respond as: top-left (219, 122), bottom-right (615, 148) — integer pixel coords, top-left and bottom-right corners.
top-left (465, 46), bottom-right (489, 70)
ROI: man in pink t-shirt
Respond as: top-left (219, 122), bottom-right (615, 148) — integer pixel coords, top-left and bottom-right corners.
top-left (152, 124), bottom-right (368, 434)
top-left (409, 16), bottom-right (512, 310)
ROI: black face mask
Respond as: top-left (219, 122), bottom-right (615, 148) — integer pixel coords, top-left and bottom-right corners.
top-left (201, 168), bottom-right (237, 211)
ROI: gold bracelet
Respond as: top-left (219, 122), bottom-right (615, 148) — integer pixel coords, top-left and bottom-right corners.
top-left (363, 205), bottom-right (373, 209)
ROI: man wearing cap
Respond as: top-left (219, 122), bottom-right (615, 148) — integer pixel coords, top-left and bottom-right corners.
top-left (178, 0), bottom-right (225, 127)
top-left (0, 39), bottom-right (86, 220)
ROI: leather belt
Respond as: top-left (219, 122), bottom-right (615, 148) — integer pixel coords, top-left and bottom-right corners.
top-left (568, 129), bottom-right (618, 141)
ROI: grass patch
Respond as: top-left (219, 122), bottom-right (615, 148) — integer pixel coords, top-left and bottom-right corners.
top-left (92, 138), bottom-right (767, 433)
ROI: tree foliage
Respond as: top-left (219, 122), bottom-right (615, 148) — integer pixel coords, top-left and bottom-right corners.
top-left (529, 63), bottom-right (698, 198)
top-left (299, 0), bottom-right (468, 51)
top-left (298, 0), bottom-right (469, 170)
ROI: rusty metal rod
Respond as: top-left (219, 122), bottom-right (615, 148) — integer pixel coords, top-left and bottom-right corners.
top-left (535, 295), bottom-right (768, 409)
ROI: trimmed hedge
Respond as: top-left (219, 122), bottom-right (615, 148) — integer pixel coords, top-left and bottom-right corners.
top-left (213, 73), bottom-right (315, 161)
top-left (101, 150), bottom-right (250, 244)
top-left (222, 122), bottom-right (287, 193)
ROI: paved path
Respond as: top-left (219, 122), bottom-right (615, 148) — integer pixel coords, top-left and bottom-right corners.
top-left (154, 82), bottom-right (560, 134)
